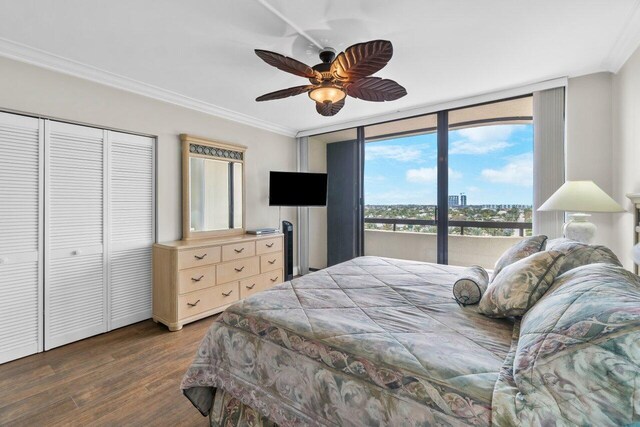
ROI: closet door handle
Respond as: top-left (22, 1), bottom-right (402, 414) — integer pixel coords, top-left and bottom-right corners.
top-left (234, 248), bottom-right (245, 253)
top-left (246, 284), bottom-right (256, 290)
top-left (187, 299), bottom-right (200, 307)
top-left (268, 259), bottom-right (276, 265)
top-left (234, 266), bottom-right (245, 272)
top-left (191, 275), bottom-right (204, 282)
top-left (194, 254), bottom-right (207, 260)
top-left (270, 276), bottom-right (279, 282)
top-left (222, 290), bottom-right (233, 297)
top-left (266, 243), bottom-right (274, 248)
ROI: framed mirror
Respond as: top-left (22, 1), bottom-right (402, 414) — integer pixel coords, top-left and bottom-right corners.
top-left (181, 134), bottom-right (246, 240)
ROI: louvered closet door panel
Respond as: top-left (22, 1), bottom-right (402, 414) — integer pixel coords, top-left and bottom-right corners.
top-left (0, 112), bottom-right (42, 363)
top-left (108, 132), bottom-right (154, 329)
top-left (45, 121), bottom-right (106, 350)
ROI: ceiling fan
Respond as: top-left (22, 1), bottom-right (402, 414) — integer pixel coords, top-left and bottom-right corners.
top-left (254, 40), bottom-right (407, 116)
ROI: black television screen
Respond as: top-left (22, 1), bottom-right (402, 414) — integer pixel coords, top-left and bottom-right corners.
top-left (269, 171), bottom-right (328, 206)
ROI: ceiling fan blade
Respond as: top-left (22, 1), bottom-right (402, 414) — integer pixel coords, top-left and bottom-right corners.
top-left (346, 77), bottom-right (407, 102)
top-left (316, 99), bottom-right (345, 116)
top-left (256, 85), bottom-right (315, 102)
top-left (331, 40), bottom-right (393, 81)
top-left (255, 49), bottom-right (320, 79)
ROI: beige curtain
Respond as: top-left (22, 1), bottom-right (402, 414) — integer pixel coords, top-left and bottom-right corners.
top-left (533, 87), bottom-right (566, 238)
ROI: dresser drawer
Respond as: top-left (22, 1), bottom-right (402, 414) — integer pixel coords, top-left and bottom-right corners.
top-left (240, 269), bottom-right (284, 299)
top-left (217, 257), bottom-right (260, 283)
top-left (262, 269), bottom-right (283, 288)
top-left (260, 252), bottom-right (283, 273)
top-left (178, 265), bottom-right (216, 294)
top-left (178, 282), bottom-right (239, 319)
top-left (178, 246), bottom-right (221, 270)
top-left (256, 237), bottom-right (282, 255)
top-left (239, 276), bottom-right (266, 299)
top-left (221, 241), bottom-right (256, 261)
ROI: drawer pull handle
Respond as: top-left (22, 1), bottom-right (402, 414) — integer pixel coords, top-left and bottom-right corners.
top-left (234, 248), bottom-right (245, 253)
top-left (246, 284), bottom-right (256, 290)
top-left (187, 299), bottom-right (200, 307)
top-left (268, 259), bottom-right (276, 265)
top-left (194, 254), bottom-right (207, 260)
top-left (234, 266), bottom-right (245, 272)
top-left (222, 290), bottom-right (233, 297)
top-left (270, 276), bottom-right (279, 282)
top-left (266, 243), bottom-right (274, 248)
top-left (191, 275), bottom-right (204, 282)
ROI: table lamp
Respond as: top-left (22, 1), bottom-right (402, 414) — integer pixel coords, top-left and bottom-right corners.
top-left (538, 180), bottom-right (625, 244)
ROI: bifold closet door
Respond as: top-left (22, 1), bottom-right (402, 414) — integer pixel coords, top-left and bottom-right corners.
top-left (108, 131), bottom-right (154, 329)
top-left (45, 121), bottom-right (107, 350)
top-left (0, 112), bottom-right (43, 364)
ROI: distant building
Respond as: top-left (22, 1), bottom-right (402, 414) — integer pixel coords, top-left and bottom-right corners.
top-left (460, 193), bottom-right (467, 206)
top-left (448, 195), bottom-right (459, 206)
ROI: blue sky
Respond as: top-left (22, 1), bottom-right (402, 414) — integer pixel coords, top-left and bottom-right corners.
top-left (364, 124), bottom-right (533, 205)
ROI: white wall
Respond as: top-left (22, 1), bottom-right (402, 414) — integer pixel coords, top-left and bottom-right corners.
top-left (612, 46), bottom-right (640, 269)
top-left (0, 57), bottom-right (298, 261)
top-left (308, 137), bottom-right (328, 269)
top-left (565, 72), bottom-right (615, 249)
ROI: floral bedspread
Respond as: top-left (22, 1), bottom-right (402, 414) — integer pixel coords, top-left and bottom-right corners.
top-left (491, 263), bottom-right (640, 426)
top-left (182, 256), bottom-right (515, 426)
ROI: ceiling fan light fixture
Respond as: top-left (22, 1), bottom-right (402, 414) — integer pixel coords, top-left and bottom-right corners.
top-left (308, 86), bottom-right (346, 104)
top-left (255, 40), bottom-right (406, 116)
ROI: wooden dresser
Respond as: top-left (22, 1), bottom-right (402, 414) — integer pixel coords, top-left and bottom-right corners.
top-left (152, 234), bottom-right (284, 331)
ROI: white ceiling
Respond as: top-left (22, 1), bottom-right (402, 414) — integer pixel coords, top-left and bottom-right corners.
top-left (0, 0), bottom-right (639, 136)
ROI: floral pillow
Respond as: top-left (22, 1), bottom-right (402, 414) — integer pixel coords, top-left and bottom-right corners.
top-left (452, 265), bottom-right (489, 306)
top-left (492, 235), bottom-right (547, 279)
top-left (545, 238), bottom-right (622, 276)
top-left (479, 250), bottom-right (564, 317)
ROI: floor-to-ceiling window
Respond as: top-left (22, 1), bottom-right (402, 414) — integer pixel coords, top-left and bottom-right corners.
top-left (363, 114), bottom-right (439, 263)
top-left (446, 96), bottom-right (533, 266)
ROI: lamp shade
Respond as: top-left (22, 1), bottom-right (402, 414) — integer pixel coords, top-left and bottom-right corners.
top-left (538, 181), bottom-right (625, 213)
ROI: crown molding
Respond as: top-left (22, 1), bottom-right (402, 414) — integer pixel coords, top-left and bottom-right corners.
top-left (605, 0), bottom-right (640, 73)
top-left (0, 37), bottom-right (297, 137)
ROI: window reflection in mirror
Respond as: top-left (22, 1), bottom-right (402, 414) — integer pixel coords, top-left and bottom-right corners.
top-left (190, 157), bottom-right (231, 232)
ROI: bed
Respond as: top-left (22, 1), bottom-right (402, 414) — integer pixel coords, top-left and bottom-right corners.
top-left (182, 256), bottom-right (515, 426)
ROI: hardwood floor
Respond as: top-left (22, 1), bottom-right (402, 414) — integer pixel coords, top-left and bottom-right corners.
top-left (0, 318), bottom-right (215, 426)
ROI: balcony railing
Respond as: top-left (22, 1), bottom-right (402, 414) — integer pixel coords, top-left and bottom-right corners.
top-left (364, 217), bottom-right (532, 236)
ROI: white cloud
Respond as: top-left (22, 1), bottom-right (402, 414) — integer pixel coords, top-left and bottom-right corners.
top-left (366, 145), bottom-right (422, 162)
top-left (450, 140), bottom-right (512, 155)
top-left (481, 153), bottom-right (533, 187)
top-left (406, 167), bottom-right (461, 183)
top-left (449, 125), bottom-right (524, 155)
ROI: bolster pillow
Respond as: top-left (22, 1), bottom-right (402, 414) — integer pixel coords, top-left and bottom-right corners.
top-left (453, 265), bottom-right (489, 306)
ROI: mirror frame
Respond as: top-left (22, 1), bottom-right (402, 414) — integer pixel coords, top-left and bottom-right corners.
top-left (181, 134), bottom-right (246, 240)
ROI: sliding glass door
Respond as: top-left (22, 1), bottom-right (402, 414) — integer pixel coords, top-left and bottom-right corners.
top-left (447, 97), bottom-right (533, 267)
top-left (363, 114), bottom-right (439, 263)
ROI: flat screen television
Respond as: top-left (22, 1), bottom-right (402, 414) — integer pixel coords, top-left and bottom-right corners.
top-left (269, 171), bottom-right (328, 206)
